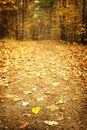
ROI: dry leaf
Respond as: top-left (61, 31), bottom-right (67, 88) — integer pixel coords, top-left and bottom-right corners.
top-left (47, 105), bottom-right (58, 111)
top-left (0, 94), bottom-right (5, 100)
top-left (31, 87), bottom-right (36, 91)
top-left (52, 82), bottom-right (60, 86)
top-left (58, 115), bottom-right (64, 121)
top-left (23, 113), bottom-right (31, 117)
top-left (44, 120), bottom-right (58, 126)
top-left (71, 97), bottom-right (79, 101)
top-left (19, 121), bottom-right (29, 129)
top-left (58, 99), bottom-right (64, 104)
top-left (0, 79), bottom-right (4, 86)
top-left (13, 97), bottom-right (22, 101)
top-left (37, 97), bottom-right (43, 101)
top-left (22, 101), bottom-right (29, 106)
top-left (5, 94), bottom-right (22, 101)
top-left (23, 90), bottom-right (32, 95)
top-left (44, 91), bottom-right (57, 96)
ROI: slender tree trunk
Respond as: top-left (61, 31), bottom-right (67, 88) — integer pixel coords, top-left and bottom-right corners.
top-left (82, 0), bottom-right (87, 44)
top-left (49, 7), bottom-right (52, 38)
top-left (22, 0), bottom-right (25, 39)
top-left (16, 0), bottom-right (21, 40)
top-left (48, 0), bottom-right (53, 39)
top-left (16, 9), bottom-right (19, 40)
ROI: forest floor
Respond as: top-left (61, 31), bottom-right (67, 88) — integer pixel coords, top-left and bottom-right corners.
top-left (0, 39), bottom-right (87, 130)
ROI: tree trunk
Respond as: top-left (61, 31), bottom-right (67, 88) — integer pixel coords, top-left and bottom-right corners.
top-left (49, 7), bottom-right (52, 38)
top-left (82, 0), bottom-right (87, 44)
top-left (22, 0), bottom-right (25, 40)
top-left (16, 9), bottom-right (19, 40)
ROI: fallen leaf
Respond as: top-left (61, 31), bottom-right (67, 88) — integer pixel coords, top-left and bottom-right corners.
top-left (23, 90), bottom-right (32, 95)
top-left (32, 106), bottom-right (40, 114)
top-left (19, 121), bottom-right (29, 129)
top-left (0, 79), bottom-right (4, 86)
top-left (44, 91), bottom-right (57, 96)
top-left (23, 113), bottom-right (31, 117)
top-left (44, 120), bottom-right (58, 126)
top-left (31, 87), bottom-right (36, 91)
top-left (22, 101), bottom-right (29, 106)
top-left (14, 97), bottom-right (22, 101)
top-left (37, 97), bottom-right (43, 101)
top-left (50, 68), bottom-right (55, 72)
top-left (71, 97), bottom-right (79, 101)
top-left (0, 94), bottom-right (5, 100)
top-left (52, 82), bottom-right (60, 86)
top-left (5, 94), bottom-right (22, 101)
top-left (28, 76), bottom-right (32, 79)
top-left (58, 99), bottom-right (64, 104)
top-left (47, 105), bottom-right (58, 111)
top-left (58, 115), bottom-right (64, 121)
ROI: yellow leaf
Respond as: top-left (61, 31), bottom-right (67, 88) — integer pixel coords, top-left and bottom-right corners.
top-left (58, 99), bottom-right (64, 104)
top-left (32, 106), bottom-right (40, 115)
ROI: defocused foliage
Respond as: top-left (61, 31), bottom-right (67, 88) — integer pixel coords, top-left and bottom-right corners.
top-left (0, 0), bottom-right (87, 43)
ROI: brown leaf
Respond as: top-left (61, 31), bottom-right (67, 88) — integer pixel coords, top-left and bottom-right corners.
top-left (0, 94), bottom-right (5, 100)
top-left (47, 105), bottom-right (58, 111)
top-left (71, 97), bottom-right (79, 101)
top-left (5, 94), bottom-right (22, 101)
top-left (0, 79), bottom-right (4, 86)
top-left (44, 120), bottom-right (58, 126)
top-left (19, 121), bottom-right (29, 129)
top-left (44, 91), bottom-right (57, 96)
top-left (55, 99), bottom-right (64, 104)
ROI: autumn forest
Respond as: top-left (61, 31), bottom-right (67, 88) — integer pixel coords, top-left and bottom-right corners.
top-left (0, 0), bottom-right (87, 130)
top-left (0, 0), bottom-right (87, 43)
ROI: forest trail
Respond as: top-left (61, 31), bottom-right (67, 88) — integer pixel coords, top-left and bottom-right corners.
top-left (0, 40), bottom-right (87, 130)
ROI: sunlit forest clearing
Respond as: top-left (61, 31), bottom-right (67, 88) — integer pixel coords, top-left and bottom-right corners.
top-left (0, 0), bottom-right (87, 130)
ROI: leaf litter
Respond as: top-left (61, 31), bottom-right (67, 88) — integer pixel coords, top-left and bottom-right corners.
top-left (0, 39), bottom-right (87, 130)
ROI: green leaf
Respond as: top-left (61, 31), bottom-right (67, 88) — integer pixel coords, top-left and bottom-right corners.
top-left (32, 106), bottom-right (40, 114)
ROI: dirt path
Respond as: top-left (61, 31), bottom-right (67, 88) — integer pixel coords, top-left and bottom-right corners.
top-left (0, 40), bottom-right (87, 130)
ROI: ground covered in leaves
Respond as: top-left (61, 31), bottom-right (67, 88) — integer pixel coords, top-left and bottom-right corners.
top-left (0, 39), bottom-right (87, 130)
